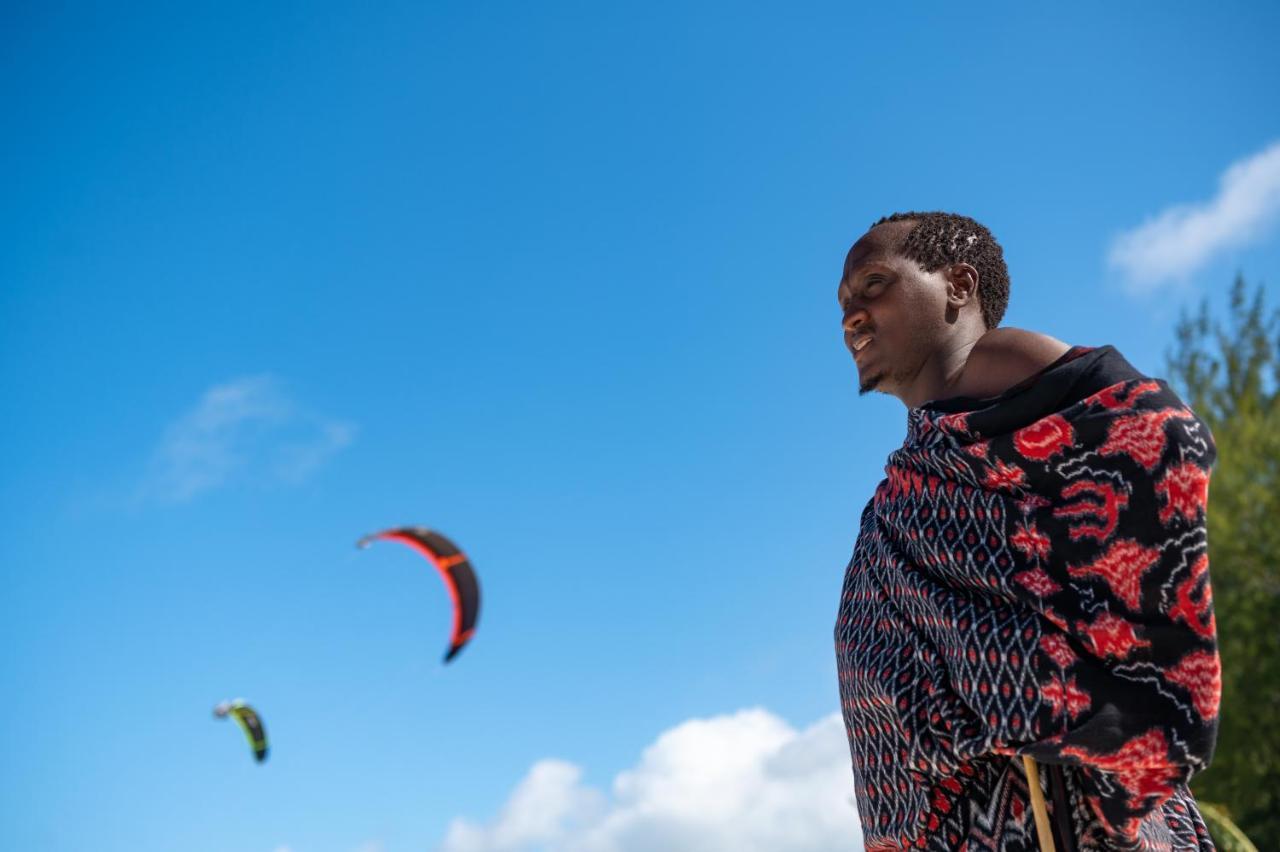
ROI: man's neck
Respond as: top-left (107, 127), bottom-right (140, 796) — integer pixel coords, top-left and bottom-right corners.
top-left (906, 328), bottom-right (1072, 408)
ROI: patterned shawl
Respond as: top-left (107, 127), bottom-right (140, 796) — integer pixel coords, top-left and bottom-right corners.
top-left (835, 346), bottom-right (1220, 851)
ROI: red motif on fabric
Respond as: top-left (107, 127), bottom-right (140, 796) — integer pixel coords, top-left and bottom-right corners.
top-left (1067, 538), bottom-right (1161, 611)
top-left (1099, 408), bottom-right (1194, 470)
top-left (981, 459), bottom-right (1026, 491)
top-left (1043, 675), bottom-right (1091, 720)
top-left (1010, 522), bottom-right (1051, 561)
top-left (1013, 568), bottom-right (1060, 597)
top-left (1156, 462), bottom-right (1210, 525)
top-left (1167, 647), bottom-right (1223, 721)
top-left (1077, 612), bottom-right (1150, 660)
top-left (1165, 650), bottom-right (1221, 720)
top-left (1015, 494), bottom-right (1052, 514)
top-left (1067, 729), bottom-right (1177, 796)
top-left (1089, 380), bottom-right (1162, 411)
top-left (1013, 414), bottom-right (1075, 461)
top-left (885, 466), bottom-right (933, 499)
top-left (936, 412), bottom-right (972, 437)
top-left (1170, 554), bottom-right (1215, 640)
top-left (1039, 634), bottom-right (1078, 669)
top-left (1063, 729), bottom-right (1180, 839)
top-left (1053, 480), bottom-right (1130, 543)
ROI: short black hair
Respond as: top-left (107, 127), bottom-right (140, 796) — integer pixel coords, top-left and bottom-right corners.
top-left (871, 211), bottom-right (1010, 329)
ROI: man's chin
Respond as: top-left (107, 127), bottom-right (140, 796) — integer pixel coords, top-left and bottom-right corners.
top-left (858, 371), bottom-right (887, 396)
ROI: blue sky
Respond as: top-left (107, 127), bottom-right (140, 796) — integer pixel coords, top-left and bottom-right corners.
top-left (3, 2), bottom-right (1279, 850)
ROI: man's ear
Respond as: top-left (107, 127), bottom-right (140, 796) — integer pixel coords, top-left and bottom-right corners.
top-left (945, 263), bottom-right (979, 308)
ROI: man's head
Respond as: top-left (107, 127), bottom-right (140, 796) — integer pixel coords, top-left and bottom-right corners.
top-left (838, 211), bottom-right (1010, 399)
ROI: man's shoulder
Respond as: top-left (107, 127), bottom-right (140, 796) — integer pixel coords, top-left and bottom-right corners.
top-left (955, 328), bottom-right (1072, 399)
top-left (971, 328), bottom-right (1072, 364)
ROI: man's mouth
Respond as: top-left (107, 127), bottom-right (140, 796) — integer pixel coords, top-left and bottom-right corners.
top-left (849, 332), bottom-right (874, 356)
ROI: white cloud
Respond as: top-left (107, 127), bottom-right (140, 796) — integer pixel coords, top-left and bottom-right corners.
top-left (439, 709), bottom-right (861, 852)
top-left (142, 375), bottom-right (355, 502)
top-left (1109, 139), bottom-right (1280, 293)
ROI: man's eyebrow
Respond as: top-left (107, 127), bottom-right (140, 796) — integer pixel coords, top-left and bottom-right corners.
top-left (852, 258), bottom-right (890, 274)
top-left (840, 258), bottom-right (863, 289)
top-left (840, 259), bottom-right (889, 296)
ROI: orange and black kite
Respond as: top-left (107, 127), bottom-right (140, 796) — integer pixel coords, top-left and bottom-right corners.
top-left (357, 527), bottom-right (480, 663)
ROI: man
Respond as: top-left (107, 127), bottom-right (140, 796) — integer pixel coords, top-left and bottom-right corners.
top-left (834, 212), bottom-right (1220, 851)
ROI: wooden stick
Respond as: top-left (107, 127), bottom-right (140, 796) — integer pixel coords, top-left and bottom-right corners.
top-left (1022, 755), bottom-right (1057, 852)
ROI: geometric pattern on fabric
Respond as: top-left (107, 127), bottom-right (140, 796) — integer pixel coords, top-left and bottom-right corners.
top-left (836, 347), bottom-right (1219, 851)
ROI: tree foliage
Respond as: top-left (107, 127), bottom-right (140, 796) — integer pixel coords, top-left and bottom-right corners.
top-left (1199, 803), bottom-right (1259, 852)
top-left (1166, 274), bottom-right (1280, 848)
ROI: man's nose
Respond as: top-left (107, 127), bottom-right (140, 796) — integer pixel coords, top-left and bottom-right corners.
top-left (842, 308), bottom-right (869, 333)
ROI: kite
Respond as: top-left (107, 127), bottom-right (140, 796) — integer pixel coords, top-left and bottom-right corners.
top-left (357, 526), bottom-right (480, 663)
top-left (213, 699), bottom-right (268, 763)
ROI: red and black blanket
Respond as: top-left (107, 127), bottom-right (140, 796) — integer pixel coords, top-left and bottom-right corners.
top-left (835, 346), bottom-right (1220, 851)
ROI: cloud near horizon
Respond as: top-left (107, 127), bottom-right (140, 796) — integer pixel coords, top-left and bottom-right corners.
top-left (142, 375), bottom-right (355, 502)
top-left (1109, 139), bottom-right (1280, 293)
top-left (439, 709), bottom-right (862, 852)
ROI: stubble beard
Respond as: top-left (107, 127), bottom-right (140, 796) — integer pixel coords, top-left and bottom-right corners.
top-left (858, 371), bottom-right (887, 396)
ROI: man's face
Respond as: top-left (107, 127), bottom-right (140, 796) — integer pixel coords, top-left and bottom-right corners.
top-left (837, 222), bottom-right (953, 398)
